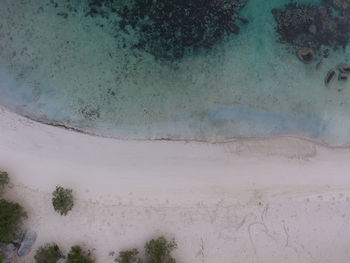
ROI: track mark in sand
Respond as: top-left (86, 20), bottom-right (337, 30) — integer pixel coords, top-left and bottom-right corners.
top-left (195, 238), bottom-right (205, 263)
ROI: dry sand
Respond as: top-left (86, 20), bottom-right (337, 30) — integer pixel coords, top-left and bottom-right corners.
top-left (1, 105), bottom-right (350, 262)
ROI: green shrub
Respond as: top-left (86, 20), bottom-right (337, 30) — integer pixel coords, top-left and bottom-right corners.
top-left (67, 245), bottom-right (94, 263)
top-left (0, 199), bottom-right (27, 243)
top-left (115, 248), bottom-right (142, 263)
top-left (34, 243), bottom-right (63, 263)
top-left (52, 186), bottom-right (74, 216)
top-left (144, 237), bottom-right (177, 263)
top-left (0, 171), bottom-right (9, 195)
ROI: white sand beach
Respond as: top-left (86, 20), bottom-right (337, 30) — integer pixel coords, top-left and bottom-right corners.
top-left (2, 0), bottom-right (350, 262)
top-left (1, 105), bottom-right (350, 262)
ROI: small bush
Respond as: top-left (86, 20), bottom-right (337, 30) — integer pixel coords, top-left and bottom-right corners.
top-left (34, 243), bottom-right (63, 263)
top-left (115, 248), bottom-right (142, 263)
top-left (0, 199), bottom-right (27, 243)
top-left (145, 237), bottom-right (177, 263)
top-left (67, 245), bottom-right (94, 263)
top-left (0, 171), bottom-right (9, 195)
top-left (52, 186), bottom-right (74, 216)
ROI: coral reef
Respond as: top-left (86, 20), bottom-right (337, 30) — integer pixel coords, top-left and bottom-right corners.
top-left (86, 0), bottom-right (249, 60)
top-left (324, 0), bottom-right (350, 15)
top-left (272, 1), bottom-right (350, 51)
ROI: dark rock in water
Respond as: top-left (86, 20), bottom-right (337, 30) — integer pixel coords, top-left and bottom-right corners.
top-left (57, 12), bottom-right (68, 19)
top-left (85, 0), bottom-right (249, 60)
top-left (297, 47), bottom-right (315, 63)
top-left (17, 231), bottom-right (37, 257)
top-left (325, 70), bottom-right (336, 85)
top-left (338, 72), bottom-right (348, 81)
top-left (238, 17), bottom-right (249, 24)
top-left (272, 2), bottom-right (350, 52)
top-left (0, 243), bottom-right (16, 263)
top-left (227, 21), bottom-right (240, 34)
top-left (337, 63), bottom-right (350, 74)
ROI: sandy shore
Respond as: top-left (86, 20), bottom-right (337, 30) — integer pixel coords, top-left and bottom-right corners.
top-left (1, 105), bottom-right (350, 262)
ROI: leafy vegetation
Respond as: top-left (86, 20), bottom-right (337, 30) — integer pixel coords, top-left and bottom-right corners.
top-left (52, 186), bottom-right (74, 216)
top-left (115, 248), bottom-right (142, 263)
top-left (0, 171), bottom-right (9, 195)
top-left (67, 245), bottom-right (94, 263)
top-left (0, 199), bottom-right (27, 243)
top-left (145, 237), bottom-right (177, 263)
top-left (115, 237), bottom-right (177, 263)
top-left (34, 243), bottom-right (63, 263)
top-left (0, 171), bottom-right (179, 263)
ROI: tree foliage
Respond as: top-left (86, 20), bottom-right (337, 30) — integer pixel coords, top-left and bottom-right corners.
top-left (115, 237), bottom-right (177, 263)
top-left (145, 237), bottom-right (177, 263)
top-left (115, 248), bottom-right (142, 263)
top-left (34, 243), bottom-right (63, 263)
top-left (52, 186), bottom-right (74, 216)
top-left (67, 245), bottom-right (94, 263)
top-left (0, 199), bottom-right (27, 243)
top-left (0, 171), bottom-right (9, 195)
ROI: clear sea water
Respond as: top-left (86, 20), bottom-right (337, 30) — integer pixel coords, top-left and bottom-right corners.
top-left (0, 0), bottom-right (350, 144)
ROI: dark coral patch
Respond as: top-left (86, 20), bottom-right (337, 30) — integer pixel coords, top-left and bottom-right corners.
top-left (86, 0), bottom-right (249, 60)
top-left (272, 1), bottom-right (350, 51)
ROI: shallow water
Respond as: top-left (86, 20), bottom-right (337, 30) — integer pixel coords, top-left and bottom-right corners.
top-left (0, 0), bottom-right (350, 144)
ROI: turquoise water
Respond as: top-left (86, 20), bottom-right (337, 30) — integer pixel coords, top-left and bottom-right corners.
top-left (0, 0), bottom-right (350, 144)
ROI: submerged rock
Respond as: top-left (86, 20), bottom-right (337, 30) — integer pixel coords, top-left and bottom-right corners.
top-left (325, 70), bottom-right (336, 85)
top-left (238, 17), bottom-right (249, 24)
top-left (297, 48), bottom-right (315, 63)
top-left (338, 72), bottom-right (348, 81)
top-left (337, 63), bottom-right (350, 73)
top-left (17, 231), bottom-right (37, 257)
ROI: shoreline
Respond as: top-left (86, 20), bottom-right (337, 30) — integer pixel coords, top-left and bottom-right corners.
top-left (2, 0), bottom-right (350, 146)
top-left (2, 105), bottom-right (350, 262)
top-left (16, 107), bottom-right (350, 149)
